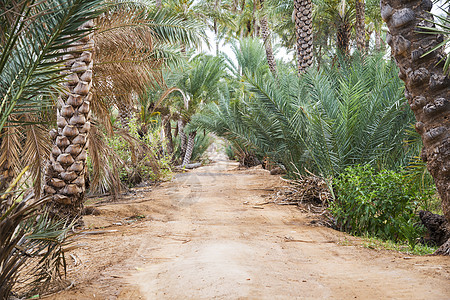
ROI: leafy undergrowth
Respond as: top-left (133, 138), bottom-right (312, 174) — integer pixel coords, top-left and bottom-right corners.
top-left (331, 165), bottom-right (435, 251)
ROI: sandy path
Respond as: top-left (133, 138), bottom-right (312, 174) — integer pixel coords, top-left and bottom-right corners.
top-left (48, 157), bottom-right (450, 299)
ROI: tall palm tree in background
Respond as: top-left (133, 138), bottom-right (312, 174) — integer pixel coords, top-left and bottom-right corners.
top-left (293, 0), bottom-right (313, 73)
top-left (354, 0), bottom-right (365, 52)
top-left (366, 0), bottom-right (383, 51)
top-left (176, 55), bottom-right (225, 166)
top-left (381, 0), bottom-right (450, 255)
top-left (259, 0), bottom-right (278, 77)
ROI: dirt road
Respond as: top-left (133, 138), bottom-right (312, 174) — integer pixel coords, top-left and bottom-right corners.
top-left (48, 156), bottom-right (450, 299)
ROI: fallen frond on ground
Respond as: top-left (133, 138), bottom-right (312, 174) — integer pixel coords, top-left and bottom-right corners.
top-left (267, 175), bottom-right (334, 227)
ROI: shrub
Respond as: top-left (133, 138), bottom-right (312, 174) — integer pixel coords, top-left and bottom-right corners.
top-left (108, 119), bottom-right (172, 187)
top-left (331, 165), bottom-right (428, 248)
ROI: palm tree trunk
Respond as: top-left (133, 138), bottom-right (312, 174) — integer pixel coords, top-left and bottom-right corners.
top-left (381, 0), bottom-right (450, 254)
top-left (117, 99), bottom-right (134, 129)
top-left (355, 0), bottom-right (365, 52)
top-left (178, 119), bottom-right (187, 160)
top-left (44, 20), bottom-right (95, 220)
top-left (259, 0), bottom-right (277, 77)
top-left (163, 115), bottom-right (174, 155)
top-left (293, 0), bottom-right (313, 74)
top-left (337, 18), bottom-right (351, 55)
top-left (182, 131), bottom-right (197, 166)
top-left (252, 0), bottom-right (258, 37)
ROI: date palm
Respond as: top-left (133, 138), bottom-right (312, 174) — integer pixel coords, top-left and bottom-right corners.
top-left (175, 55), bottom-right (225, 166)
top-left (294, 0), bottom-right (313, 73)
top-left (68, 2), bottom-right (205, 200)
top-left (259, 0), bottom-right (278, 77)
top-left (0, 0), bottom-right (103, 296)
top-left (381, 0), bottom-right (450, 254)
top-left (0, 0), bottom-right (103, 202)
top-left (93, 3), bottom-right (205, 131)
top-left (354, 0), bottom-right (365, 52)
top-left (44, 20), bottom-right (96, 219)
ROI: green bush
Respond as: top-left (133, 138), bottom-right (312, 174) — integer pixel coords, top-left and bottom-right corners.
top-left (108, 119), bottom-right (172, 187)
top-left (331, 165), bottom-right (428, 248)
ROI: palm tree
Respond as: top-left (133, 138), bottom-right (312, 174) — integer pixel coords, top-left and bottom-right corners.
top-left (175, 55), bottom-right (225, 166)
top-left (44, 20), bottom-right (96, 219)
top-left (259, 0), bottom-right (278, 77)
top-left (0, 0), bottom-right (102, 201)
top-left (293, 0), bottom-right (313, 73)
top-left (93, 3), bottom-right (205, 131)
top-left (381, 0), bottom-right (450, 255)
top-left (68, 2), bottom-right (205, 198)
top-left (335, 0), bottom-right (353, 55)
top-left (365, 0), bottom-right (383, 52)
top-left (44, 0), bottom-right (205, 219)
top-left (354, 0), bottom-right (365, 52)
top-left (227, 37), bottom-right (270, 78)
top-left (0, 0), bottom-right (103, 296)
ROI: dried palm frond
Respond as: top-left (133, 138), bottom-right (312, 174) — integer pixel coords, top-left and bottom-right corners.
top-left (0, 119), bottom-right (22, 192)
top-left (0, 167), bottom-right (74, 299)
top-left (22, 117), bottom-right (51, 199)
top-left (92, 7), bottom-right (176, 118)
top-left (88, 123), bottom-right (124, 198)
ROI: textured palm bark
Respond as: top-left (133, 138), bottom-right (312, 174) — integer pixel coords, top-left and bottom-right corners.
top-left (381, 0), bottom-right (450, 254)
top-left (293, 0), bottom-right (313, 74)
top-left (44, 21), bottom-right (95, 220)
top-left (163, 115), bottom-right (174, 155)
top-left (182, 131), bottom-right (197, 167)
top-left (337, 20), bottom-right (351, 55)
top-left (259, 0), bottom-right (277, 77)
top-left (355, 0), bottom-right (365, 52)
top-left (178, 119), bottom-right (187, 160)
top-left (117, 101), bottom-right (134, 129)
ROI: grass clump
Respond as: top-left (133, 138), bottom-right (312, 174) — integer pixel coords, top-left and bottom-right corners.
top-left (360, 236), bottom-right (437, 255)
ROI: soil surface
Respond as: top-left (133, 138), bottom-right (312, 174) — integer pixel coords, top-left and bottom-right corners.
top-left (45, 152), bottom-right (450, 300)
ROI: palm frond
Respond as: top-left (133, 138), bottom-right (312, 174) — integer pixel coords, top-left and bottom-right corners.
top-left (22, 119), bottom-right (51, 199)
top-left (0, 0), bottom-right (104, 132)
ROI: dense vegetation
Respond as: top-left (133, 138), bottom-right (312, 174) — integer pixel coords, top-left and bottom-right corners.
top-left (1, 0), bottom-right (449, 297)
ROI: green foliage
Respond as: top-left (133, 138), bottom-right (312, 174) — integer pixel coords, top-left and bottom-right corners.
top-left (191, 49), bottom-right (415, 178)
top-left (172, 131), bottom-right (212, 164)
top-left (225, 144), bottom-right (238, 160)
top-left (360, 236), bottom-right (437, 256)
top-left (225, 37), bottom-right (270, 78)
top-left (331, 165), bottom-right (429, 249)
top-left (0, 0), bottom-right (104, 132)
top-left (107, 119), bottom-right (172, 187)
top-left (176, 54), bottom-right (226, 121)
top-left (1, 169), bottom-right (73, 298)
top-left (190, 132), bottom-right (212, 163)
